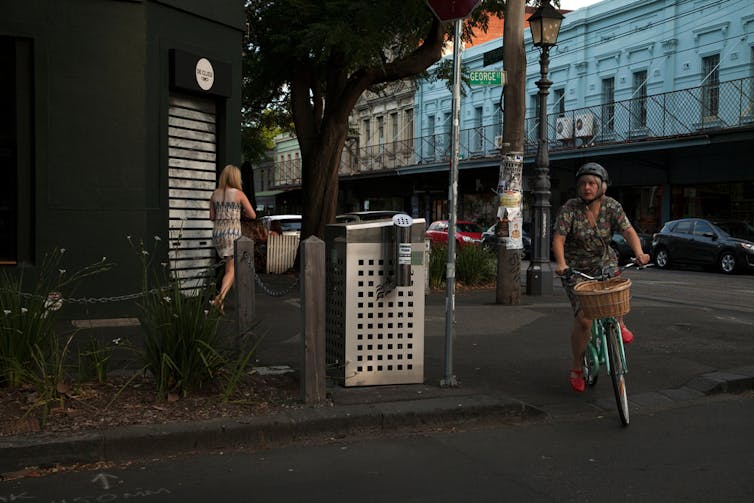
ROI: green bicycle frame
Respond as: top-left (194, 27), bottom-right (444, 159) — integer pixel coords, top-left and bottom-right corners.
top-left (585, 317), bottom-right (627, 378)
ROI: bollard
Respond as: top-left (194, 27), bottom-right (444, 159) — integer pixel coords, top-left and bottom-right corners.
top-left (300, 236), bottom-right (326, 404)
top-left (235, 236), bottom-right (255, 349)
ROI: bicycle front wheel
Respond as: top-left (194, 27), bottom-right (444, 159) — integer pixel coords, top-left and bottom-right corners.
top-left (606, 320), bottom-right (630, 426)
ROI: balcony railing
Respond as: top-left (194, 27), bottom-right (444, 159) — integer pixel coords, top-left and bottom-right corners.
top-left (268, 76), bottom-right (754, 185)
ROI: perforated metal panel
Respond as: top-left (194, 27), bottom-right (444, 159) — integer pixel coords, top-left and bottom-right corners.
top-left (325, 219), bottom-right (425, 386)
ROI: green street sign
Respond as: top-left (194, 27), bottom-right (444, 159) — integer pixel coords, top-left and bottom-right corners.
top-left (469, 70), bottom-right (505, 86)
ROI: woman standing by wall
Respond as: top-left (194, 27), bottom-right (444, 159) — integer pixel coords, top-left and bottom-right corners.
top-left (209, 164), bottom-right (256, 313)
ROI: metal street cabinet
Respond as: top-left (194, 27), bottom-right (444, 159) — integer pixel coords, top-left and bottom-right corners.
top-left (325, 216), bottom-right (426, 386)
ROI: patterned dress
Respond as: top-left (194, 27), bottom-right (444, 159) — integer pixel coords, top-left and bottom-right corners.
top-left (554, 196), bottom-right (631, 315)
top-left (212, 190), bottom-right (242, 258)
top-left (554, 195), bottom-right (631, 274)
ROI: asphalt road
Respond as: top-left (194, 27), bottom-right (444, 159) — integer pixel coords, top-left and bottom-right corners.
top-left (3, 393), bottom-right (752, 502)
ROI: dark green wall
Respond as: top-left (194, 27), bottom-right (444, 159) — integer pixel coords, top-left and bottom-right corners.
top-left (1, 0), bottom-right (243, 317)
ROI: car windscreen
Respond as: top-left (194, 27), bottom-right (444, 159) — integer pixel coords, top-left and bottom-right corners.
top-left (280, 221), bottom-right (301, 232)
top-left (457, 223), bottom-right (482, 233)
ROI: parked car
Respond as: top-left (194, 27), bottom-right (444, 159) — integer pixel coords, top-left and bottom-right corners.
top-left (260, 214), bottom-right (301, 235)
top-left (481, 224), bottom-right (532, 259)
top-left (610, 232), bottom-right (652, 265)
top-left (651, 218), bottom-right (754, 273)
top-left (335, 210), bottom-right (402, 223)
top-left (426, 220), bottom-right (483, 248)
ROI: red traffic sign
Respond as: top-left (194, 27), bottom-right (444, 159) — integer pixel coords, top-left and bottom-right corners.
top-left (426, 0), bottom-right (482, 21)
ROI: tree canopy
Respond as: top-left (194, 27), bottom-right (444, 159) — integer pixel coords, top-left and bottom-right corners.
top-left (243, 0), bottom-right (518, 239)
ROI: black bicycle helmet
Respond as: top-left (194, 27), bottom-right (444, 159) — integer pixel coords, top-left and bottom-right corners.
top-left (575, 162), bottom-right (609, 185)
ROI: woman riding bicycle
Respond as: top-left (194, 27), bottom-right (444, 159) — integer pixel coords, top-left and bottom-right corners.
top-left (552, 162), bottom-right (650, 393)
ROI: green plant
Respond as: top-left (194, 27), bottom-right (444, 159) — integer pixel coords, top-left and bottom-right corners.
top-left (456, 245), bottom-right (496, 286)
top-left (428, 244), bottom-right (448, 289)
top-left (0, 248), bottom-right (112, 389)
top-left (78, 337), bottom-right (115, 384)
top-left (131, 236), bottom-right (224, 398)
top-left (428, 244), bottom-right (496, 289)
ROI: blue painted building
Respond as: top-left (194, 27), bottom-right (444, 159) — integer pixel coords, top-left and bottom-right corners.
top-left (335, 0), bottom-right (754, 232)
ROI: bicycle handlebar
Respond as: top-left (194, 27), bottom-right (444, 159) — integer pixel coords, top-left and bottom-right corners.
top-left (562, 258), bottom-right (654, 281)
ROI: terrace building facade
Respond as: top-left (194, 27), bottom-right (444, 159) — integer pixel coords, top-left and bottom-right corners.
top-left (326, 0), bottom-right (754, 231)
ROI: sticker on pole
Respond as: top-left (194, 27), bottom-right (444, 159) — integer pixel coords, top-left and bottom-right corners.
top-left (399, 243), bottom-right (413, 265)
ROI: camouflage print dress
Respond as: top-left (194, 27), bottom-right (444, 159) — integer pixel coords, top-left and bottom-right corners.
top-left (554, 196), bottom-right (631, 314)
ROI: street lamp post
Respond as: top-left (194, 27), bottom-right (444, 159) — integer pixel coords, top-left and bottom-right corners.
top-left (526, 0), bottom-right (563, 296)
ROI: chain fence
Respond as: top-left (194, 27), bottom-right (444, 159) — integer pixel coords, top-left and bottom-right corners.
top-left (238, 249), bottom-right (299, 298)
top-left (9, 254), bottom-right (300, 307)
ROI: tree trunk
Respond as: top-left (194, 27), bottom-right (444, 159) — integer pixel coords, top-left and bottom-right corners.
top-left (503, 0), bottom-right (526, 151)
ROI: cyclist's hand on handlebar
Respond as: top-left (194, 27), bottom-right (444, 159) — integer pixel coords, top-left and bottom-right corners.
top-left (555, 263), bottom-right (569, 276)
top-left (634, 253), bottom-right (651, 266)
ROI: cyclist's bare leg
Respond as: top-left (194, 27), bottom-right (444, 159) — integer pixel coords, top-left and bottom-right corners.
top-left (570, 310), bottom-right (592, 370)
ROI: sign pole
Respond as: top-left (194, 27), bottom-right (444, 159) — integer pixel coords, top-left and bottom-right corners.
top-left (442, 17), bottom-right (463, 388)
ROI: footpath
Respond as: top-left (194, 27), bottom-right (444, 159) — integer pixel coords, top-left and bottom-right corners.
top-left (2, 266), bottom-right (754, 472)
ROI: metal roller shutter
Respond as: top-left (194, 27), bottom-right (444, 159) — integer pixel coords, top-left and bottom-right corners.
top-left (167, 95), bottom-right (217, 291)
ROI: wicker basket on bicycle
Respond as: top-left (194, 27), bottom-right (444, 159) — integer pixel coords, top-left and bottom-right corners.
top-left (573, 277), bottom-right (632, 318)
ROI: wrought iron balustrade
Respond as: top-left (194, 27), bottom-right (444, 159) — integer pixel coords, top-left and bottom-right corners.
top-left (267, 76), bottom-right (754, 188)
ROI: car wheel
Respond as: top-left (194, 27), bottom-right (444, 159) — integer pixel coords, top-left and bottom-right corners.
top-left (718, 251), bottom-right (737, 274)
top-left (654, 247), bottom-right (670, 269)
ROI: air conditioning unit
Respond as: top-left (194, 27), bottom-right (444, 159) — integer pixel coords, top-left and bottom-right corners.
top-left (555, 117), bottom-right (573, 140)
top-left (494, 135), bottom-right (504, 149)
top-left (575, 113), bottom-right (595, 138)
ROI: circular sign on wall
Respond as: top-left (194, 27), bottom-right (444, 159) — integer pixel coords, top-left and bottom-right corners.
top-left (195, 58), bottom-right (215, 91)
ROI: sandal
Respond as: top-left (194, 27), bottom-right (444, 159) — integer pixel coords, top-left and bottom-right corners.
top-left (569, 368), bottom-right (586, 393)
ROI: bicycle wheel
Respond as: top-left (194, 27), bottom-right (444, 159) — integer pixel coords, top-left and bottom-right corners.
top-left (583, 342), bottom-right (600, 387)
top-left (606, 320), bottom-right (630, 426)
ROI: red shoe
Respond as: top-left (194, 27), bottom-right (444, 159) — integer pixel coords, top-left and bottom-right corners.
top-left (569, 369), bottom-right (586, 393)
top-left (620, 324), bottom-right (634, 344)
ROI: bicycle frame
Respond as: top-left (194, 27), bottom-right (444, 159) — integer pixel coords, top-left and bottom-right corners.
top-left (584, 317), bottom-right (626, 385)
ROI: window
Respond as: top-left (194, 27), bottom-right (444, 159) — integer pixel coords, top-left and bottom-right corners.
top-left (404, 109), bottom-right (414, 149)
top-left (553, 89), bottom-right (565, 117)
top-left (426, 115), bottom-right (435, 159)
top-left (701, 54), bottom-right (720, 119)
top-left (601, 77), bottom-right (615, 131)
top-left (631, 70), bottom-right (648, 128)
top-left (675, 220), bottom-right (692, 234)
top-left (390, 112), bottom-right (398, 142)
top-left (693, 220), bottom-right (714, 237)
top-left (377, 116), bottom-right (385, 146)
top-left (363, 119), bottom-right (371, 147)
top-left (473, 106), bottom-right (483, 151)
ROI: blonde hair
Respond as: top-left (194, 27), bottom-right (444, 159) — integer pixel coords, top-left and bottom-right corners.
top-left (218, 164), bottom-right (243, 190)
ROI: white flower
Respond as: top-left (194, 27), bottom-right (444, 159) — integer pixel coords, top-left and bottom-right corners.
top-left (101, 256), bottom-right (107, 262)
top-left (59, 269), bottom-right (66, 275)
top-left (2, 310), bottom-right (10, 316)
top-left (154, 235), bottom-right (162, 241)
top-left (204, 310), bottom-right (209, 316)
top-left (126, 235), bottom-right (132, 242)
top-left (60, 248), bottom-right (66, 254)
top-left (112, 338), bottom-right (122, 345)
top-left (163, 296), bottom-right (172, 303)
top-left (142, 250), bottom-right (149, 255)
top-left (21, 308), bottom-right (28, 314)
top-left (161, 262), bottom-right (168, 268)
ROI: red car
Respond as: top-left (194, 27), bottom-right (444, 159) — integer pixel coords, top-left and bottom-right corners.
top-left (426, 220), bottom-right (484, 248)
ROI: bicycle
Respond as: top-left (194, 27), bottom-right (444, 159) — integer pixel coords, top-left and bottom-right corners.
top-left (564, 261), bottom-right (650, 427)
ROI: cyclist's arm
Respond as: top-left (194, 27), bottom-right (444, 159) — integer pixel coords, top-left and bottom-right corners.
top-left (622, 227), bottom-right (650, 265)
top-left (552, 232), bottom-right (568, 275)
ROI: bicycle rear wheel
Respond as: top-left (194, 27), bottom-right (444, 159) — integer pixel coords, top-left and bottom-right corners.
top-left (606, 320), bottom-right (630, 426)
